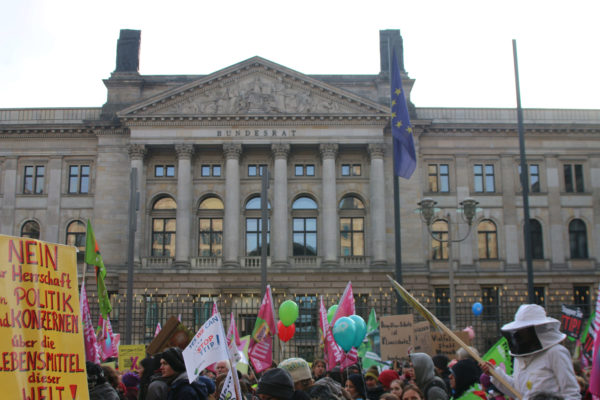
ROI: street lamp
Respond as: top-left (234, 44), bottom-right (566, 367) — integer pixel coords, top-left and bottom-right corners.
top-left (417, 197), bottom-right (479, 330)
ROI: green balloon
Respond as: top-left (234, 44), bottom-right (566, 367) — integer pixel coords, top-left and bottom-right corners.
top-left (327, 305), bottom-right (338, 324)
top-left (279, 300), bottom-right (299, 327)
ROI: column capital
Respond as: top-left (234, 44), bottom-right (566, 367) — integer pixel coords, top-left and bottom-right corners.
top-left (223, 143), bottom-right (242, 160)
top-left (271, 143), bottom-right (290, 159)
top-left (175, 144), bottom-right (194, 159)
top-left (367, 143), bottom-right (385, 160)
top-left (319, 143), bottom-right (338, 160)
top-left (128, 144), bottom-right (147, 160)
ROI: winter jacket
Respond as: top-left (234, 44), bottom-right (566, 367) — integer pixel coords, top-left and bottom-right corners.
top-left (410, 352), bottom-right (449, 400)
top-left (168, 372), bottom-right (208, 400)
top-left (89, 381), bottom-right (121, 400)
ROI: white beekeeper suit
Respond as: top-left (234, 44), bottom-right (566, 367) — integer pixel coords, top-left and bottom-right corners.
top-left (489, 304), bottom-right (580, 400)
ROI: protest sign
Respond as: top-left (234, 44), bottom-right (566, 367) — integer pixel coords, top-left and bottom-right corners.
top-left (560, 304), bottom-right (584, 339)
top-left (118, 344), bottom-right (146, 371)
top-left (183, 313), bottom-right (230, 383)
top-left (147, 316), bottom-right (193, 355)
top-left (0, 235), bottom-right (89, 399)
top-left (430, 331), bottom-right (470, 358)
top-left (380, 314), bottom-right (413, 361)
top-left (413, 321), bottom-right (433, 354)
top-left (219, 367), bottom-right (242, 400)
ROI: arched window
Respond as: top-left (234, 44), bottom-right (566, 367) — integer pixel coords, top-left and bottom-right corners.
top-left (198, 197), bottom-right (224, 257)
top-left (151, 196), bottom-right (176, 257)
top-left (292, 196), bottom-right (318, 256)
top-left (21, 220), bottom-right (40, 239)
top-left (339, 195), bottom-right (365, 256)
top-left (569, 219), bottom-right (588, 259)
top-left (529, 219), bottom-right (544, 259)
top-left (477, 220), bottom-right (498, 259)
top-left (245, 196), bottom-right (270, 256)
top-left (431, 219), bottom-right (448, 260)
top-left (66, 220), bottom-right (86, 261)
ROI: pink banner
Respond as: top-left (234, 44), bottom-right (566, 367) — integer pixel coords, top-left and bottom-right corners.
top-left (249, 286), bottom-right (277, 372)
top-left (80, 283), bottom-right (101, 363)
top-left (98, 315), bottom-right (119, 360)
top-left (589, 284), bottom-right (600, 396)
top-left (154, 322), bottom-right (162, 337)
top-left (228, 312), bottom-right (241, 347)
top-left (212, 301), bottom-right (219, 316)
top-left (331, 281), bottom-right (355, 327)
top-left (319, 296), bottom-right (344, 369)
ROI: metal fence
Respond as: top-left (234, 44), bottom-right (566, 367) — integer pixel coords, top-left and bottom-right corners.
top-left (87, 288), bottom-right (580, 363)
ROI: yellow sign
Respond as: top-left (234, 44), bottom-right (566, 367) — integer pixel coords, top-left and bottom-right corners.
top-left (118, 344), bottom-right (146, 371)
top-left (0, 235), bottom-right (89, 399)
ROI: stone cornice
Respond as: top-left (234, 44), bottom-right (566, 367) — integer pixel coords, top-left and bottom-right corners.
top-left (420, 125), bottom-right (600, 137)
top-left (119, 115), bottom-right (388, 127)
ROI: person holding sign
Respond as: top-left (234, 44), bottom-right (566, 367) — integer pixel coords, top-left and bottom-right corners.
top-left (480, 304), bottom-right (580, 400)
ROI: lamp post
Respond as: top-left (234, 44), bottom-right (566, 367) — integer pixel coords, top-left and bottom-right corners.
top-left (417, 197), bottom-right (479, 330)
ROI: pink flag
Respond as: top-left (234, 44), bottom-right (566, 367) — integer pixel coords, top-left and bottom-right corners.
top-left (228, 312), bottom-right (241, 347)
top-left (212, 301), bottom-right (219, 316)
top-left (588, 284), bottom-right (600, 396)
top-left (154, 322), bottom-right (162, 337)
top-left (80, 283), bottom-right (101, 363)
top-left (98, 315), bottom-right (119, 360)
top-left (331, 281), bottom-right (355, 327)
top-left (319, 296), bottom-right (343, 370)
top-left (341, 348), bottom-right (359, 368)
top-left (249, 285), bottom-right (277, 372)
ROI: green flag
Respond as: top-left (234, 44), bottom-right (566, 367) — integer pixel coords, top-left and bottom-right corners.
top-left (359, 308), bottom-right (381, 369)
top-left (482, 337), bottom-right (512, 376)
top-left (85, 220), bottom-right (112, 318)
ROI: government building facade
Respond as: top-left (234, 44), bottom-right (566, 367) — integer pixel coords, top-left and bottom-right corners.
top-left (1, 29), bottom-right (599, 353)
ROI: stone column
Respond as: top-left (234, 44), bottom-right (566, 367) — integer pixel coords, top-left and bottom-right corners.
top-left (320, 143), bottom-right (339, 266)
top-left (368, 144), bottom-right (387, 265)
top-left (591, 155), bottom-right (600, 262)
top-left (223, 143), bottom-right (242, 267)
top-left (455, 155), bottom-right (474, 267)
top-left (128, 144), bottom-right (147, 264)
top-left (45, 157), bottom-right (63, 242)
top-left (175, 144), bottom-right (194, 267)
top-left (501, 155), bottom-right (519, 268)
top-left (271, 143), bottom-right (290, 267)
top-left (546, 156), bottom-right (566, 267)
top-left (0, 158), bottom-right (17, 235)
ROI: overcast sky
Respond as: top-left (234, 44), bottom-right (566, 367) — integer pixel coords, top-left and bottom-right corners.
top-left (1, 0), bottom-right (598, 109)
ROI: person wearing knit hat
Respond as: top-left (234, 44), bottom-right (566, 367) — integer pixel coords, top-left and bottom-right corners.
top-left (256, 368), bottom-right (295, 400)
top-left (159, 347), bottom-right (206, 399)
top-left (346, 373), bottom-right (367, 400)
top-left (364, 368), bottom-right (384, 400)
top-left (480, 304), bottom-right (580, 400)
top-left (379, 369), bottom-right (401, 391)
top-left (121, 371), bottom-right (140, 400)
top-left (86, 361), bottom-right (120, 400)
top-left (280, 358), bottom-right (313, 387)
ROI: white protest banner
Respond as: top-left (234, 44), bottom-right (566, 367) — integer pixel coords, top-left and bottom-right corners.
top-left (219, 367), bottom-right (242, 400)
top-left (183, 313), bottom-right (230, 383)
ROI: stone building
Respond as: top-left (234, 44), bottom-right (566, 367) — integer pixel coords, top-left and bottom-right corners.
top-left (1, 29), bottom-right (599, 350)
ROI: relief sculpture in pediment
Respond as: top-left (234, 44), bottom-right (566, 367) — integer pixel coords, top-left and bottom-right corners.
top-left (165, 73), bottom-right (346, 115)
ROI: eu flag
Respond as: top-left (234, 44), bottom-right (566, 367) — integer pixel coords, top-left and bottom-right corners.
top-left (391, 50), bottom-right (416, 179)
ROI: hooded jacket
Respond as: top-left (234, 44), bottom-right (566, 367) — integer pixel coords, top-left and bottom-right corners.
top-left (410, 353), bottom-right (449, 400)
top-left (167, 372), bottom-right (208, 400)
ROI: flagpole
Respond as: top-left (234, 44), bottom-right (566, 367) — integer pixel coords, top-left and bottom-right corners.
top-left (512, 39), bottom-right (535, 303)
top-left (388, 39), bottom-right (404, 315)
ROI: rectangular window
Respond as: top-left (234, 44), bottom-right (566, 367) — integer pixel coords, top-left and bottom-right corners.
top-left (151, 218), bottom-right (176, 257)
top-left (155, 165), bottom-right (175, 177)
top-left (295, 164), bottom-right (315, 177)
top-left (519, 164), bottom-right (541, 193)
top-left (248, 164), bottom-right (267, 177)
top-left (199, 218), bottom-right (223, 257)
top-left (246, 218), bottom-right (270, 255)
top-left (23, 165), bottom-right (45, 194)
top-left (533, 286), bottom-right (545, 307)
top-left (340, 217), bottom-right (364, 256)
top-left (68, 165), bottom-right (90, 194)
top-left (434, 287), bottom-right (450, 324)
top-left (482, 287), bottom-right (499, 321)
top-left (341, 164), bottom-right (361, 176)
top-left (201, 165), bottom-right (221, 177)
top-left (474, 164), bottom-right (495, 193)
top-left (428, 164), bottom-right (449, 193)
top-left (295, 295), bottom-right (317, 340)
top-left (293, 218), bottom-right (317, 256)
top-left (573, 285), bottom-right (590, 318)
top-left (564, 164), bottom-right (584, 193)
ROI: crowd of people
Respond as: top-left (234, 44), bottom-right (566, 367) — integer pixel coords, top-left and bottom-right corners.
top-left (85, 304), bottom-right (592, 400)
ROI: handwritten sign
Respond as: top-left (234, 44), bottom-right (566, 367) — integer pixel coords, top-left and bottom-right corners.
top-left (0, 235), bottom-right (89, 400)
top-left (413, 321), bottom-right (433, 355)
top-left (431, 331), bottom-right (470, 359)
top-left (118, 344), bottom-right (146, 371)
top-left (380, 314), bottom-right (413, 361)
top-left (560, 304), bottom-right (584, 339)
